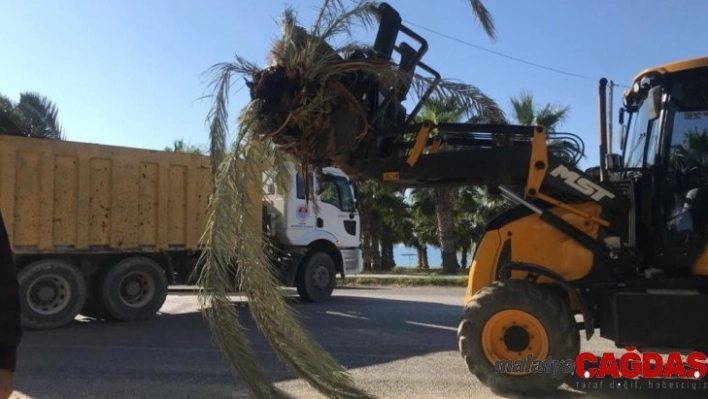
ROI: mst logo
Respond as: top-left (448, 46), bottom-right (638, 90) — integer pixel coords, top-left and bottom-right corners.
top-left (549, 165), bottom-right (615, 201)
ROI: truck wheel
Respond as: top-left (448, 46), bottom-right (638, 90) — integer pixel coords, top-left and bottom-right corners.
top-left (457, 279), bottom-right (579, 395)
top-left (99, 257), bottom-right (168, 322)
top-left (296, 251), bottom-right (336, 303)
top-left (18, 259), bottom-right (87, 330)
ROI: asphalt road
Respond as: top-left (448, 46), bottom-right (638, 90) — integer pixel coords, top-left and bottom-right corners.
top-left (10, 287), bottom-right (708, 399)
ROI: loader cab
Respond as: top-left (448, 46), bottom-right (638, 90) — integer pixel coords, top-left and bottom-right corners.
top-left (617, 60), bottom-right (708, 270)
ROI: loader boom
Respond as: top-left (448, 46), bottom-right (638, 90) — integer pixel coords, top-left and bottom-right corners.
top-left (342, 3), bottom-right (628, 218)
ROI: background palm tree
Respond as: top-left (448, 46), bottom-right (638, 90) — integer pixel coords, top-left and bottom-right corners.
top-left (510, 91), bottom-right (570, 130)
top-left (509, 90), bottom-right (583, 165)
top-left (165, 138), bottom-right (206, 154)
top-left (357, 180), bottom-right (410, 271)
top-left (0, 92), bottom-right (66, 140)
top-left (410, 95), bottom-right (505, 273)
top-left (411, 99), bottom-right (465, 273)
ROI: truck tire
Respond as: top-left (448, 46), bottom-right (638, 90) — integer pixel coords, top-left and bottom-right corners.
top-left (18, 259), bottom-right (87, 330)
top-left (457, 279), bottom-right (579, 396)
top-left (98, 257), bottom-right (168, 322)
top-left (296, 251), bottom-right (336, 303)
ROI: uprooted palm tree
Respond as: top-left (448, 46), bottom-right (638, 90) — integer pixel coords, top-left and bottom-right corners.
top-left (197, 1), bottom-right (501, 398)
top-left (0, 92), bottom-right (66, 140)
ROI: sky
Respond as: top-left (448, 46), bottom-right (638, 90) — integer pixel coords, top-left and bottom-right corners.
top-left (3, 0), bottom-right (708, 171)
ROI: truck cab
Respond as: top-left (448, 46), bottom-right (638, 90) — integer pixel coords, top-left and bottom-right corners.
top-left (263, 163), bottom-right (362, 302)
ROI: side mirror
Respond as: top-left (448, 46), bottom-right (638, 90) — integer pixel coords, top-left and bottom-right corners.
top-left (619, 107), bottom-right (625, 125)
top-left (606, 153), bottom-right (623, 170)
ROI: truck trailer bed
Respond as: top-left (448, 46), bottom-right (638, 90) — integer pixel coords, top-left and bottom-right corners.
top-left (0, 135), bottom-right (214, 254)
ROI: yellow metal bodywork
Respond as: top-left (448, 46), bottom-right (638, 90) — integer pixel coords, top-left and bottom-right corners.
top-left (524, 126), bottom-right (548, 196)
top-left (0, 134), bottom-right (262, 254)
top-left (632, 56), bottom-right (708, 85)
top-left (691, 250), bottom-right (708, 276)
top-left (464, 202), bottom-right (603, 306)
top-left (406, 121), bottom-right (433, 167)
top-left (624, 56), bottom-right (708, 100)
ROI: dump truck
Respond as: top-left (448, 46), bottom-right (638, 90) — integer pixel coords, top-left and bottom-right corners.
top-left (0, 134), bottom-right (362, 330)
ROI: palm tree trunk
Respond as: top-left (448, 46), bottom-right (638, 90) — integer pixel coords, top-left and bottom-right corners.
top-left (359, 202), bottom-right (374, 272)
top-left (416, 245), bottom-right (428, 269)
top-left (381, 238), bottom-right (395, 271)
top-left (362, 233), bottom-right (373, 272)
top-left (461, 243), bottom-right (470, 269)
top-left (434, 187), bottom-right (459, 273)
top-left (371, 226), bottom-right (382, 271)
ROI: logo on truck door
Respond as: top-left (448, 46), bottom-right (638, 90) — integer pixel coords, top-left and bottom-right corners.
top-left (549, 165), bottom-right (616, 201)
top-left (296, 203), bottom-right (309, 221)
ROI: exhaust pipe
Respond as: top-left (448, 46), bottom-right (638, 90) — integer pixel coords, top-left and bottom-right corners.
top-left (598, 78), bottom-right (608, 182)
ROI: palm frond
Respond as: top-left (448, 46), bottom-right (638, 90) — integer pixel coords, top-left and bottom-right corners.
top-left (0, 94), bottom-right (23, 136)
top-left (311, 0), bottom-right (380, 41)
top-left (466, 0), bottom-right (496, 40)
top-left (199, 100), bottom-right (374, 397)
top-left (510, 91), bottom-right (535, 125)
top-left (410, 78), bottom-right (506, 123)
top-left (14, 92), bottom-right (65, 140)
top-left (196, 140), bottom-right (290, 398)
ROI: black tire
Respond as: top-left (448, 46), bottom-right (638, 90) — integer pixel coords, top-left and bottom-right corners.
top-left (98, 257), bottom-right (168, 322)
top-left (457, 279), bottom-right (580, 395)
top-left (17, 259), bottom-right (87, 330)
top-left (296, 251), bottom-right (336, 303)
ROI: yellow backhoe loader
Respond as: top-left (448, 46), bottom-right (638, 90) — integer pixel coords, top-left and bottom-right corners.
top-left (296, 3), bottom-right (708, 394)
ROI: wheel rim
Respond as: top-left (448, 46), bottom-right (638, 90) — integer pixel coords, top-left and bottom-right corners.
top-left (118, 271), bottom-right (155, 308)
top-left (26, 274), bottom-right (72, 315)
top-left (481, 309), bottom-right (549, 376)
top-left (311, 264), bottom-right (331, 290)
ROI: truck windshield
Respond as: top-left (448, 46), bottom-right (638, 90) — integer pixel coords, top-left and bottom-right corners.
top-left (297, 172), bottom-right (357, 213)
top-left (318, 174), bottom-right (356, 213)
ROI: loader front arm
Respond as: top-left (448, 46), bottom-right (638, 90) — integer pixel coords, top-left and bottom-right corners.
top-left (347, 120), bottom-right (629, 217)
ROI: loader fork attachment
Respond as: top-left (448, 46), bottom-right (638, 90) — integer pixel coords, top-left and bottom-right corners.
top-left (361, 2), bottom-right (441, 130)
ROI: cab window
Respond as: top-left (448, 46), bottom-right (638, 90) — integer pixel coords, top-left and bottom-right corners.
top-left (296, 173), bottom-right (314, 199)
top-left (668, 76), bottom-right (708, 172)
top-left (319, 175), bottom-right (355, 213)
top-left (625, 100), bottom-right (650, 169)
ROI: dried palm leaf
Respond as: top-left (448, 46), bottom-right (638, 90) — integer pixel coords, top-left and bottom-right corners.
top-left (197, 1), bottom-right (504, 398)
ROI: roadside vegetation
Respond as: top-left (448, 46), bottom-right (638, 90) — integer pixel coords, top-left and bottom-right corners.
top-left (337, 275), bottom-right (469, 288)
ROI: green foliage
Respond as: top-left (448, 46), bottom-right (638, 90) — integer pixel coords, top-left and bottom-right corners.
top-left (509, 91), bottom-right (570, 131)
top-left (0, 92), bottom-right (65, 140)
top-left (337, 275), bottom-right (469, 287)
top-left (165, 138), bottom-right (207, 155)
